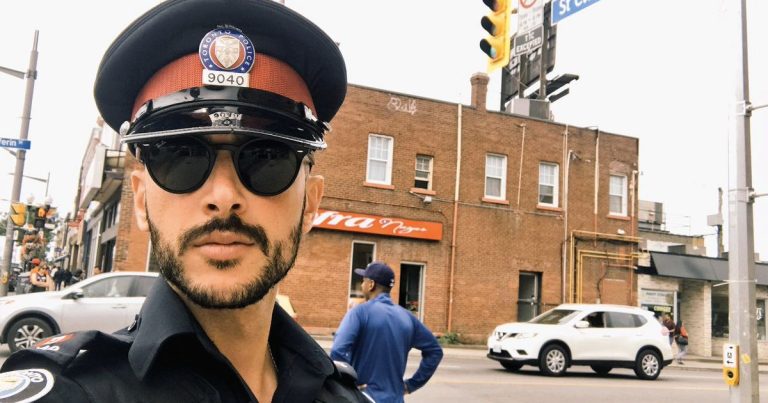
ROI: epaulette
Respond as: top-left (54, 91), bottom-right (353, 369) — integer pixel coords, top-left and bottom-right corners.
top-left (331, 360), bottom-right (359, 386)
top-left (1, 330), bottom-right (133, 375)
top-left (312, 360), bottom-right (374, 403)
top-left (0, 331), bottom-right (133, 402)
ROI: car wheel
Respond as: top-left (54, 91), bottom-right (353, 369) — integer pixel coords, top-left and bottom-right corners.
top-left (500, 361), bottom-right (523, 371)
top-left (7, 318), bottom-right (53, 353)
top-left (590, 365), bottom-right (612, 375)
top-left (634, 349), bottom-right (662, 380)
top-left (539, 344), bottom-right (568, 376)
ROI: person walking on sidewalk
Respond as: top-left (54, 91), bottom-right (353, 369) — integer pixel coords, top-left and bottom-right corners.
top-left (661, 313), bottom-right (676, 345)
top-left (331, 261), bottom-right (444, 403)
top-left (674, 319), bottom-right (689, 364)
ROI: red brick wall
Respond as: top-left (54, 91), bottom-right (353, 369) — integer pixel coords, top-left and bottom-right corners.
top-left (285, 84), bottom-right (639, 342)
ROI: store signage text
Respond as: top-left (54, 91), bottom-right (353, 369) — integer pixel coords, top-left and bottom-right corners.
top-left (313, 209), bottom-right (442, 241)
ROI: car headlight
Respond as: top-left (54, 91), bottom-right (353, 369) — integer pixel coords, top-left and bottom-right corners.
top-left (513, 332), bottom-right (538, 339)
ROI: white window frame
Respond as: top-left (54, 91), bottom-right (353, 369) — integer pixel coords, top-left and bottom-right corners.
top-left (538, 162), bottom-right (559, 207)
top-left (484, 153), bottom-right (507, 200)
top-left (414, 155), bottom-right (433, 190)
top-left (609, 174), bottom-right (628, 216)
top-left (366, 134), bottom-right (394, 185)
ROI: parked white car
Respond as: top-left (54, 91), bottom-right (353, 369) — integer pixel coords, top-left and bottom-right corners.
top-left (0, 272), bottom-right (159, 353)
top-left (487, 304), bottom-right (674, 380)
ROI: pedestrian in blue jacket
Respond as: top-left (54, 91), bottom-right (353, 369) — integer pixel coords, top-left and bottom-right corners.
top-left (331, 261), bottom-right (444, 403)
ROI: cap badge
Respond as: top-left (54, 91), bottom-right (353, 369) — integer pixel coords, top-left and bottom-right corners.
top-left (210, 111), bottom-right (243, 128)
top-left (199, 27), bottom-right (255, 88)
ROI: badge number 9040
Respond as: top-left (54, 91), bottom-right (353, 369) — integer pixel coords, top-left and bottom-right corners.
top-left (202, 70), bottom-right (250, 88)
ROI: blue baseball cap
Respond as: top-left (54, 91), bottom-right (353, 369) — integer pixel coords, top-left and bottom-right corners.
top-left (354, 262), bottom-right (395, 288)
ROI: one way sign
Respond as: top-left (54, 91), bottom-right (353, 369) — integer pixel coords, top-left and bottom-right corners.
top-left (551, 0), bottom-right (601, 25)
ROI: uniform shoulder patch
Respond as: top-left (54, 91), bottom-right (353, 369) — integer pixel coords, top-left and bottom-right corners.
top-left (0, 368), bottom-right (54, 402)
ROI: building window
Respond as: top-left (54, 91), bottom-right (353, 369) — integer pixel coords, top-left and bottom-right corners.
top-left (538, 162), bottom-right (559, 207)
top-left (485, 154), bottom-right (507, 200)
top-left (366, 134), bottom-right (393, 185)
top-left (755, 299), bottom-right (766, 340)
top-left (349, 242), bottom-right (375, 310)
top-left (712, 295), bottom-right (729, 338)
top-left (609, 174), bottom-right (628, 216)
top-left (414, 155), bottom-right (433, 190)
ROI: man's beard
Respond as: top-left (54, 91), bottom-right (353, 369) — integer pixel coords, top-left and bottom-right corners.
top-left (147, 210), bottom-right (304, 309)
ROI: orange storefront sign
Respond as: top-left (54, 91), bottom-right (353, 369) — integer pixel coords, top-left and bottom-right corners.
top-left (312, 209), bottom-right (443, 241)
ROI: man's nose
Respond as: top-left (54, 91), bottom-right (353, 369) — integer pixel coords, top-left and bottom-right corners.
top-left (200, 150), bottom-right (247, 215)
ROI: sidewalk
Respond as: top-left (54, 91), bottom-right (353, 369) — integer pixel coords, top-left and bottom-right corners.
top-left (312, 335), bottom-right (768, 373)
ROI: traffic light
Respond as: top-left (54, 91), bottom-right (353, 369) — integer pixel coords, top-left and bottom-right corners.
top-left (34, 206), bottom-right (48, 229)
top-left (10, 203), bottom-right (26, 227)
top-left (480, 0), bottom-right (515, 73)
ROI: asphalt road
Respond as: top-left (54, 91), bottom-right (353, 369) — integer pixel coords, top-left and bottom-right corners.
top-left (404, 352), bottom-right (767, 403)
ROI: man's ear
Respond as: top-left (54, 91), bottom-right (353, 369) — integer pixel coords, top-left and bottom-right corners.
top-left (130, 168), bottom-right (149, 232)
top-left (302, 174), bottom-right (324, 234)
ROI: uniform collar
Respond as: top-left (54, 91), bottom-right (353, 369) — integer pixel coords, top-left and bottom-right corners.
top-left (128, 279), bottom-right (335, 385)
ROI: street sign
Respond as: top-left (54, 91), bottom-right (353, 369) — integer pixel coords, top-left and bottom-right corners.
top-left (518, 0), bottom-right (544, 35)
top-left (551, 0), bottom-right (601, 25)
top-left (513, 26), bottom-right (543, 56)
top-left (0, 138), bottom-right (31, 150)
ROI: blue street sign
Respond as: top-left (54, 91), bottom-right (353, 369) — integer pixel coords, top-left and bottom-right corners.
top-left (551, 0), bottom-right (601, 25)
top-left (0, 138), bottom-right (31, 150)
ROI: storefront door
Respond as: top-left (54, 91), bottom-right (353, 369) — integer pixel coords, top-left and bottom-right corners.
top-left (517, 272), bottom-right (541, 322)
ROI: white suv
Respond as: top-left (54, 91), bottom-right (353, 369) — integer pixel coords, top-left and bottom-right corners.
top-left (487, 304), bottom-right (673, 380)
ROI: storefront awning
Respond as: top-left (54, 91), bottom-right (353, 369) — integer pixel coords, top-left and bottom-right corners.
top-left (649, 251), bottom-right (768, 285)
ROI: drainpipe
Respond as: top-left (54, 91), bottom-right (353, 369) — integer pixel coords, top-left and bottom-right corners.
top-left (516, 123), bottom-right (527, 208)
top-left (447, 104), bottom-right (463, 333)
top-left (561, 126), bottom-right (570, 303)
top-left (593, 129), bottom-right (600, 239)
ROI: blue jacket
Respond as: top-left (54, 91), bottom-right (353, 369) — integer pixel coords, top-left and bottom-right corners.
top-left (330, 293), bottom-right (443, 403)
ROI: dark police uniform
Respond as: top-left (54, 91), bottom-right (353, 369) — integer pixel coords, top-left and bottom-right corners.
top-left (0, 0), bottom-right (369, 401)
top-left (1, 280), bottom-right (370, 402)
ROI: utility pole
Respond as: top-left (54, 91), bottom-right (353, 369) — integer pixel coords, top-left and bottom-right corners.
top-left (726, 1), bottom-right (759, 401)
top-left (0, 31), bottom-right (39, 297)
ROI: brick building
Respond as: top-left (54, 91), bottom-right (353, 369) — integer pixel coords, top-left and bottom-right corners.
top-left (66, 74), bottom-right (640, 343)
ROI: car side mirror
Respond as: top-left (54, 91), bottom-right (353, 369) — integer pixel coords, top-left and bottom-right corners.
top-left (575, 320), bottom-right (590, 329)
top-left (66, 289), bottom-right (84, 300)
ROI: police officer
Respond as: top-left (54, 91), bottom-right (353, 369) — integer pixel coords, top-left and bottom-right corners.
top-left (0, 1), bottom-right (370, 402)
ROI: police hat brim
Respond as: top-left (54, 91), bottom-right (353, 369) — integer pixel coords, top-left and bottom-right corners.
top-left (94, 0), bottom-right (346, 132)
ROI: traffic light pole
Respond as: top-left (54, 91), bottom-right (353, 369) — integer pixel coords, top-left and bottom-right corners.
top-left (726, 1), bottom-right (759, 401)
top-left (1, 31), bottom-right (39, 297)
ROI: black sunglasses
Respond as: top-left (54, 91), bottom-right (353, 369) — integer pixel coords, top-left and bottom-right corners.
top-left (135, 136), bottom-right (311, 196)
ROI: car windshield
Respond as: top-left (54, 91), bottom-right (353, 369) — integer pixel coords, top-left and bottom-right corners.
top-left (528, 309), bottom-right (580, 324)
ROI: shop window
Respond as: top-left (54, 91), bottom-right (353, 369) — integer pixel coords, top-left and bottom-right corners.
top-left (485, 153), bottom-right (507, 200)
top-left (414, 155), bottom-right (433, 190)
top-left (538, 162), bottom-right (559, 207)
top-left (398, 263), bottom-right (424, 320)
top-left (711, 295), bottom-right (729, 338)
top-left (609, 174), bottom-right (627, 216)
top-left (366, 134), bottom-right (393, 185)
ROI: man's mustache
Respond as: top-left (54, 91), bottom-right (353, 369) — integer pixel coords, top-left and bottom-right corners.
top-left (177, 214), bottom-right (269, 257)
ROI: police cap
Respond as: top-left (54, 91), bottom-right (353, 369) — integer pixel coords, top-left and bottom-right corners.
top-left (94, 0), bottom-right (346, 150)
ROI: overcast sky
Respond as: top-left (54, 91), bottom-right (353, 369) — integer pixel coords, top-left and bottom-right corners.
top-left (0, 0), bottom-right (766, 260)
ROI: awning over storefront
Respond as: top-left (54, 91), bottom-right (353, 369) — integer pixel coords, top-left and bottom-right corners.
top-left (649, 252), bottom-right (768, 286)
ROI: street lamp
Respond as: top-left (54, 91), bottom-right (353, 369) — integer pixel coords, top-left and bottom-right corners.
top-left (0, 30), bottom-right (39, 297)
top-left (7, 172), bottom-right (49, 198)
